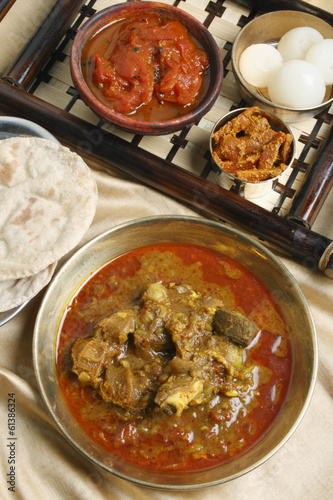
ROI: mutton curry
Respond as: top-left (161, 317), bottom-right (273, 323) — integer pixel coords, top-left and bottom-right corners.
top-left (56, 243), bottom-right (293, 472)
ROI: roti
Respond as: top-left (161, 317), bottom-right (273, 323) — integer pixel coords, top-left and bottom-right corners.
top-left (0, 262), bottom-right (57, 312)
top-left (0, 137), bottom-right (98, 280)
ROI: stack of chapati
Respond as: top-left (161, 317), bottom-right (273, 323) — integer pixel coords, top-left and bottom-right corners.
top-left (0, 136), bottom-right (98, 312)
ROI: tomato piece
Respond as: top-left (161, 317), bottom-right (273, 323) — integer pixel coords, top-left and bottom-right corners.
top-left (84, 14), bottom-right (210, 118)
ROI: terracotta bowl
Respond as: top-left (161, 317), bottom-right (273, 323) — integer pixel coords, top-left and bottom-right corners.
top-left (231, 10), bottom-right (333, 123)
top-left (70, 1), bottom-right (223, 135)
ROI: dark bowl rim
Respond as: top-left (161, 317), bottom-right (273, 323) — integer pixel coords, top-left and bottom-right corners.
top-left (70, 1), bottom-right (223, 135)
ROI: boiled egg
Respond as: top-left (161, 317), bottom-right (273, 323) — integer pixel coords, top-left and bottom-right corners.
top-left (268, 60), bottom-right (326, 108)
top-left (305, 39), bottom-right (333, 85)
top-left (277, 27), bottom-right (323, 61)
top-left (239, 43), bottom-right (283, 88)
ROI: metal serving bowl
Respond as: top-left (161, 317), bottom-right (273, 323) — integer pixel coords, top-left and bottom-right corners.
top-left (33, 216), bottom-right (317, 489)
top-left (231, 10), bottom-right (333, 123)
top-left (70, 1), bottom-right (223, 135)
top-left (210, 107), bottom-right (296, 199)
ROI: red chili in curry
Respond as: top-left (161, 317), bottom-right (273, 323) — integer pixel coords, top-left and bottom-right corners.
top-left (81, 13), bottom-right (210, 120)
top-left (56, 243), bottom-right (293, 472)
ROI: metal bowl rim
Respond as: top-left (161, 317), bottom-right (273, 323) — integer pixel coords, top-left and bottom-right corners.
top-left (33, 215), bottom-right (318, 489)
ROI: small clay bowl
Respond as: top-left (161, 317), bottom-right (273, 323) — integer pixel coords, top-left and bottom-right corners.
top-left (70, 1), bottom-right (223, 135)
top-left (231, 10), bottom-right (333, 123)
top-left (210, 107), bottom-right (296, 199)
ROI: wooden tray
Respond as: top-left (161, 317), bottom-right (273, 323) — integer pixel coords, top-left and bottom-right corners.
top-left (0, 0), bottom-right (332, 277)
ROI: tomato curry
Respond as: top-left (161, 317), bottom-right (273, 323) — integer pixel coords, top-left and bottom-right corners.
top-left (56, 243), bottom-right (293, 472)
top-left (81, 13), bottom-right (210, 120)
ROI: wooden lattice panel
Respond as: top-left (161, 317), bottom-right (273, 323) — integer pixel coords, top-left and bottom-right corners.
top-left (28, 0), bottom-right (333, 217)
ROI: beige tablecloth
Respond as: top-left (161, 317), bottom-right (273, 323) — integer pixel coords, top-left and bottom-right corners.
top-left (1, 1), bottom-right (333, 499)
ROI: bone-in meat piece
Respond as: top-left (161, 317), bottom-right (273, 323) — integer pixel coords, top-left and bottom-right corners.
top-left (71, 337), bottom-right (109, 387)
top-left (155, 374), bottom-right (204, 416)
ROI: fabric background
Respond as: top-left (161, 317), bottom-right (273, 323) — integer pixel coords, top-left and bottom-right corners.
top-left (1, 1), bottom-right (332, 499)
